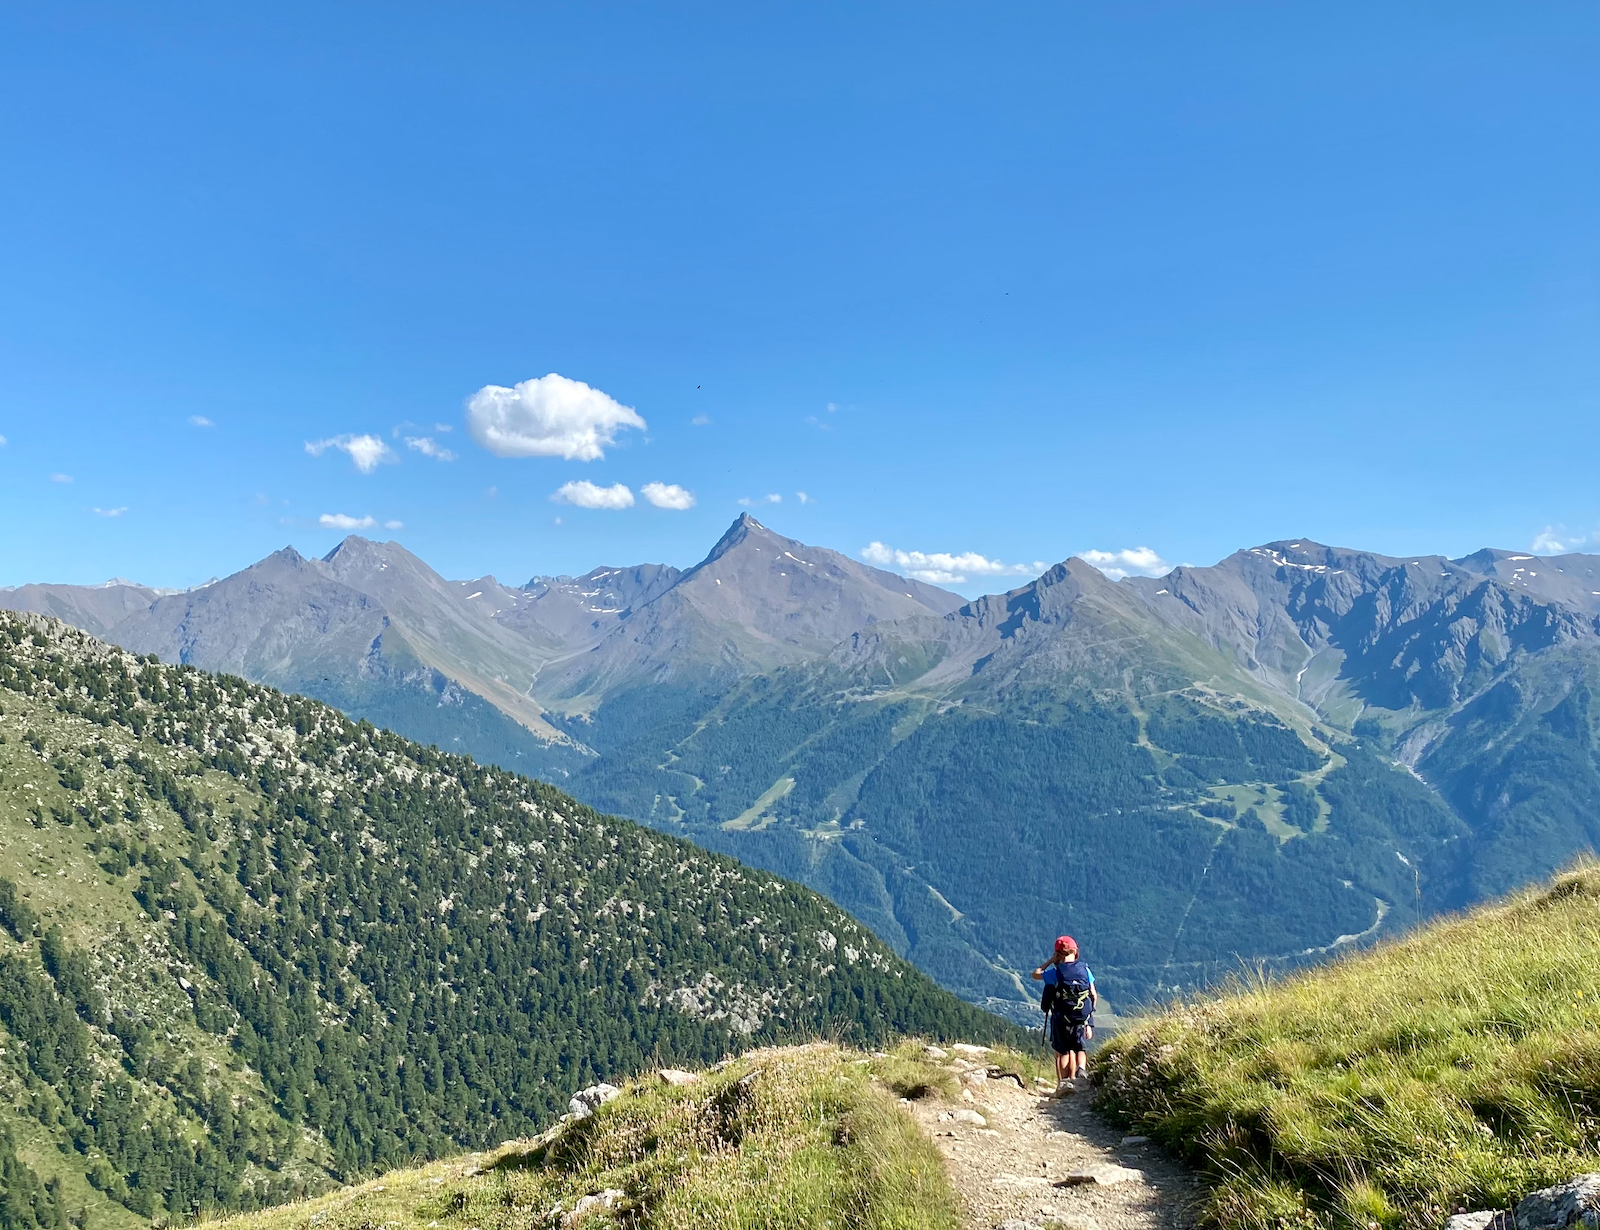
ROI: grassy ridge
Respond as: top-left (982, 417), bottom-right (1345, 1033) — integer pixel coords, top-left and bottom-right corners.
top-left (1095, 860), bottom-right (1600, 1229)
top-left (209, 1043), bottom-right (977, 1230)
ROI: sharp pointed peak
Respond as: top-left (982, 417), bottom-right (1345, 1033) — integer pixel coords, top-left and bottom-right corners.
top-left (321, 535), bottom-right (377, 563)
top-left (697, 512), bottom-right (790, 566)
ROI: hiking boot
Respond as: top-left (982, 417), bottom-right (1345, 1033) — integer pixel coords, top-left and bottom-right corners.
top-left (1054, 1079), bottom-right (1075, 1098)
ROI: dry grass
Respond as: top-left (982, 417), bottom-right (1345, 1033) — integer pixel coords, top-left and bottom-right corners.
top-left (1095, 859), bottom-right (1600, 1229)
top-left (206, 1042), bottom-right (963, 1230)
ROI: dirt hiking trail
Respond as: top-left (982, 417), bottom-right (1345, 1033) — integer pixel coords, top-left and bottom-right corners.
top-left (908, 1046), bottom-right (1201, 1230)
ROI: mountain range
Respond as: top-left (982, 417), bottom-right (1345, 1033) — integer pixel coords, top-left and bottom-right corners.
top-left (7, 518), bottom-right (1598, 1017)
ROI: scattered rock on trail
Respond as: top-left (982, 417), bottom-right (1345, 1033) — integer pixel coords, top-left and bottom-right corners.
top-left (951, 1043), bottom-right (993, 1057)
top-left (1514, 1173), bottom-right (1600, 1229)
top-left (925, 1045), bottom-right (950, 1060)
top-left (567, 1083), bottom-right (621, 1119)
top-left (910, 1054), bottom-right (1198, 1228)
top-left (1055, 1164), bottom-right (1143, 1187)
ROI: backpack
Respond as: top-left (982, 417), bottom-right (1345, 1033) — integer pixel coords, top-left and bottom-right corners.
top-left (1041, 962), bottom-right (1093, 1023)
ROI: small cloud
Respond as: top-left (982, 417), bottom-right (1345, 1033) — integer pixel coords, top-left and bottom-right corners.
top-left (1531, 525), bottom-right (1585, 554)
top-left (826, 402), bottom-right (840, 413)
top-left (383, 519), bottom-right (404, 530)
top-left (551, 480), bottom-right (634, 510)
top-left (319, 513), bottom-right (377, 530)
top-left (861, 541), bottom-right (1047, 585)
top-left (404, 436), bottom-right (457, 461)
top-left (91, 507), bottom-right (128, 518)
top-left (0, 435), bottom-right (7, 446)
top-left (1079, 547), bottom-right (1171, 580)
top-left (188, 415), bottom-right (213, 428)
top-left (467, 373), bottom-right (645, 460)
top-left (691, 414), bottom-right (712, 426)
top-left (254, 492), bottom-right (269, 505)
top-left (485, 486), bottom-right (498, 499)
top-left (434, 423), bottom-right (453, 433)
top-left (641, 482), bottom-right (696, 510)
top-left (797, 491), bottom-right (812, 505)
top-left (553, 516), bottom-right (563, 526)
top-left (805, 415), bottom-right (834, 432)
top-left (51, 473), bottom-right (73, 483)
top-left (306, 434), bottom-right (394, 474)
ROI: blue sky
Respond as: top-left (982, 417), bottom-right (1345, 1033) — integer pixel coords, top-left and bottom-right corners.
top-left (2, 3), bottom-right (1597, 594)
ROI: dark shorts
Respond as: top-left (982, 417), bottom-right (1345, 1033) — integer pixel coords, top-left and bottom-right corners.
top-left (1049, 1012), bottom-right (1091, 1055)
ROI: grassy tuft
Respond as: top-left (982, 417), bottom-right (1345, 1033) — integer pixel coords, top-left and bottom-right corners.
top-left (1095, 859), bottom-right (1600, 1229)
top-left (207, 1043), bottom-right (961, 1230)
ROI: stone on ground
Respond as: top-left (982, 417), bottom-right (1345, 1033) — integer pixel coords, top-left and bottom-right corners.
top-left (1515, 1173), bottom-right (1600, 1229)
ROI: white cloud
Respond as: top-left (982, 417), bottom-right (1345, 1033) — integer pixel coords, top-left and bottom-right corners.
top-left (306, 434), bottom-right (393, 474)
top-left (405, 436), bottom-right (457, 461)
top-left (466, 373), bottom-right (645, 461)
top-left (691, 414), bottom-right (712, 426)
top-left (861, 542), bottom-right (1046, 586)
top-left (738, 493), bottom-right (783, 507)
top-left (91, 507), bottom-right (128, 518)
top-left (1079, 547), bottom-right (1171, 580)
top-left (641, 482), bottom-right (696, 510)
top-left (319, 513), bottom-right (377, 530)
top-left (51, 473), bottom-right (73, 483)
top-left (188, 415), bottom-right (213, 428)
top-left (551, 480), bottom-right (635, 510)
top-left (384, 519), bottom-right (404, 529)
top-left (797, 491), bottom-right (812, 504)
top-left (1531, 526), bottom-right (1586, 554)
top-left (0, 435), bottom-right (6, 446)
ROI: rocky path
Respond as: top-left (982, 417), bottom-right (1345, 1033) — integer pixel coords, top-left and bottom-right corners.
top-left (908, 1047), bottom-right (1202, 1230)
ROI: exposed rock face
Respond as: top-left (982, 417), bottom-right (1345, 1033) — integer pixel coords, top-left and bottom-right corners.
top-left (1515, 1173), bottom-right (1600, 1229)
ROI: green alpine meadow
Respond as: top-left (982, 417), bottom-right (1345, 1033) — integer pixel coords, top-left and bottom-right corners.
top-left (1096, 859), bottom-right (1600, 1229)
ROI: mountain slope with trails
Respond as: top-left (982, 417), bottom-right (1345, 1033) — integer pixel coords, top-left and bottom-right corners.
top-left (0, 612), bottom-right (1016, 1227)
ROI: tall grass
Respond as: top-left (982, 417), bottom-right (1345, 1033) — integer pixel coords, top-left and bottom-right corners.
top-left (1096, 859), bottom-right (1600, 1229)
top-left (207, 1043), bottom-right (961, 1230)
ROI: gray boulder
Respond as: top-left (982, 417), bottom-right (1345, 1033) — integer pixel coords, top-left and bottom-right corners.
top-left (567, 1082), bottom-right (621, 1120)
top-left (1447, 1214), bottom-right (1511, 1230)
top-left (1516, 1174), bottom-right (1600, 1229)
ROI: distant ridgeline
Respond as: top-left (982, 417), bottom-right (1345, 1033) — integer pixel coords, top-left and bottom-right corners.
top-left (0, 613), bottom-right (1015, 1226)
top-left (6, 523), bottom-right (1600, 1021)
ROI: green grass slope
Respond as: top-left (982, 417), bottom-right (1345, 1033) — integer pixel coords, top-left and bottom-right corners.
top-left (208, 1042), bottom-right (976, 1230)
top-left (0, 613), bottom-right (1021, 1228)
top-left (1095, 859), bottom-right (1600, 1229)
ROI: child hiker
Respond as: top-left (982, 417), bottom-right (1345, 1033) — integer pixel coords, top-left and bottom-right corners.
top-left (1031, 934), bottom-right (1096, 1096)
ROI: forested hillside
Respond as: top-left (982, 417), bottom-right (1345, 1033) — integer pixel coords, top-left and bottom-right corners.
top-left (0, 613), bottom-right (1014, 1228)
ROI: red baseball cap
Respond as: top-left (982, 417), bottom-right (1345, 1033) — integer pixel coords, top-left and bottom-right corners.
top-left (1055, 935), bottom-right (1076, 953)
